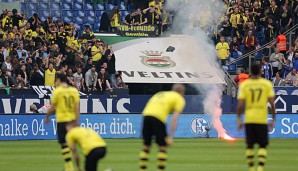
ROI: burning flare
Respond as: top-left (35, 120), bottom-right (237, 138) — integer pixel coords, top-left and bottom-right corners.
top-left (222, 133), bottom-right (235, 141)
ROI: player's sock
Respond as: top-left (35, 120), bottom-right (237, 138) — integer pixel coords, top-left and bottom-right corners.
top-left (139, 149), bottom-right (149, 171)
top-left (257, 148), bottom-right (267, 171)
top-left (61, 145), bottom-right (73, 171)
top-left (246, 148), bottom-right (254, 170)
top-left (157, 150), bottom-right (167, 171)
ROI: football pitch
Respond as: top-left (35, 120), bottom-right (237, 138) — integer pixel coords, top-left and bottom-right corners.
top-left (0, 139), bottom-right (297, 171)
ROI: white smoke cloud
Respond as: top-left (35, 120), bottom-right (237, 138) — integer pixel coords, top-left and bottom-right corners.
top-left (166, 0), bottom-right (231, 138)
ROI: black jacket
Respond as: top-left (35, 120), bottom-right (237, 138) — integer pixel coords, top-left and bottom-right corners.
top-left (30, 71), bottom-right (44, 86)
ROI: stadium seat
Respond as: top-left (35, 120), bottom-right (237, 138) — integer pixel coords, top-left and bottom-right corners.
top-left (21, 3), bottom-right (26, 11)
top-left (51, 10), bottom-right (61, 17)
top-left (74, 0), bottom-right (83, 4)
top-left (28, 0), bottom-right (37, 3)
top-left (39, 0), bottom-right (49, 3)
top-left (73, 3), bottom-right (83, 10)
top-left (84, 17), bottom-right (95, 24)
top-left (40, 17), bottom-right (47, 22)
top-left (62, 10), bottom-right (73, 17)
top-left (74, 11), bottom-right (84, 17)
top-left (20, 0), bottom-right (26, 3)
top-left (39, 3), bottom-right (49, 10)
top-left (61, 3), bottom-right (71, 10)
top-left (85, 11), bottom-right (95, 17)
top-left (227, 64), bottom-right (237, 73)
top-left (121, 11), bottom-right (129, 17)
top-left (27, 10), bottom-right (37, 17)
top-left (62, 0), bottom-right (72, 3)
top-left (52, 17), bottom-right (59, 21)
top-left (84, 3), bottom-right (93, 11)
top-left (74, 23), bottom-right (81, 30)
top-left (95, 11), bottom-right (104, 17)
top-left (94, 4), bottom-right (104, 11)
top-left (94, 23), bottom-right (101, 32)
top-left (50, 3), bottom-right (60, 10)
top-left (95, 16), bottom-right (102, 22)
top-left (3, 0), bottom-right (15, 2)
top-left (73, 17), bottom-right (83, 24)
top-left (51, 0), bottom-right (60, 3)
top-left (85, 0), bottom-right (92, 3)
top-left (39, 11), bottom-right (50, 18)
top-left (27, 4), bottom-right (37, 10)
top-left (106, 4), bottom-right (114, 11)
top-left (62, 17), bottom-right (72, 23)
top-left (118, 4), bottom-right (126, 11)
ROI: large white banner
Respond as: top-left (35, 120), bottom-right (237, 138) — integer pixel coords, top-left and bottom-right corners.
top-left (115, 36), bottom-right (225, 84)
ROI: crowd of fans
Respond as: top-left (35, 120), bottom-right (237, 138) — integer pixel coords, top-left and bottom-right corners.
top-left (0, 0), bottom-right (172, 93)
top-left (213, 0), bottom-right (298, 87)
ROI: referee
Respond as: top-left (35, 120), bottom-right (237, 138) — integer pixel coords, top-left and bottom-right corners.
top-left (237, 64), bottom-right (276, 171)
top-left (139, 84), bottom-right (186, 171)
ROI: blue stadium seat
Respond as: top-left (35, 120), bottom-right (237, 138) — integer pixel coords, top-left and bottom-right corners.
top-left (74, 0), bottom-right (83, 4)
top-left (20, 0), bottom-right (26, 3)
top-left (121, 11), bottom-right (129, 17)
top-left (62, 0), bottom-right (72, 3)
top-left (51, 10), bottom-right (61, 17)
top-left (85, 11), bottom-right (95, 17)
top-left (62, 17), bottom-right (72, 23)
top-left (95, 16), bottom-right (102, 22)
top-left (39, 11), bottom-right (50, 18)
top-left (94, 4), bottom-right (104, 11)
top-left (84, 17), bottom-right (95, 24)
top-left (50, 3), bottom-right (60, 10)
top-left (73, 17), bottom-right (83, 24)
top-left (62, 10), bottom-right (73, 17)
top-left (28, 0), bottom-right (37, 3)
top-left (61, 3), bottom-right (71, 10)
top-left (94, 23), bottom-right (100, 32)
top-left (27, 4), bottom-right (37, 10)
top-left (21, 3), bottom-right (26, 11)
top-left (118, 4), bottom-right (126, 11)
top-left (3, 0), bottom-right (15, 2)
top-left (73, 3), bottom-right (83, 11)
top-left (74, 23), bottom-right (81, 30)
top-left (39, 3), bottom-right (49, 10)
top-left (95, 11), bottom-right (104, 17)
top-left (39, 0), bottom-right (48, 3)
top-left (84, 3), bottom-right (93, 11)
top-left (51, 0), bottom-right (60, 3)
top-left (27, 10), bottom-right (37, 17)
top-left (74, 11), bottom-right (84, 17)
top-left (227, 64), bottom-right (237, 73)
top-left (40, 17), bottom-right (47, 22)
top-left (52, 17), bottom-right (59, 21)
top-left (106, 4), bottom-right (114, 11)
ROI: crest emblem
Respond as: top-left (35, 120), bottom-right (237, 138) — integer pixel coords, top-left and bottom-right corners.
top-left (140, 50), bottom-right (176, 68)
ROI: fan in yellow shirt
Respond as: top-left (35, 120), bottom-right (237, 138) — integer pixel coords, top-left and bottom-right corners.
top-left (216, 36), bottom-right (230, 65)
top-left (66, 127), bottom-right (107, 171)
top-left (139, 84), bottom-right (186, 171)
top-left (91, 40), bottom-right (104, 62)
top-left (237, 64), bottom-right (276, 171)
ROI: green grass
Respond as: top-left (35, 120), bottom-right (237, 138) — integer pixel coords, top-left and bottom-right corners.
top-left (0, 139), bottom-right (297, 171)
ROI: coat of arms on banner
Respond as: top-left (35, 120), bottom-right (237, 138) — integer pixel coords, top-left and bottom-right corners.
top-left (140, 50), bottom-right (176, 68)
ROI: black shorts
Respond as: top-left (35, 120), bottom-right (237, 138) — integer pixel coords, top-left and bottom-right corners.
top-left (85, 147), bottom-right (106, 171)
top-left (57, 122), bottom-right (68, 144)
top-left (245, 124), bottom-right (269, 147)
top-left (142, 116), bottom-right (167, 146)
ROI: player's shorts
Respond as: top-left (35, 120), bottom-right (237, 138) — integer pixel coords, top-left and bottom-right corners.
top-left (142, 116), bottom-right (167, 146)
top-left (57, 122), bottom-right (68, 144)
top-left (85, 147), bottom-right (106, 171)
top-left (245, 124), bottom-right (268, 147)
